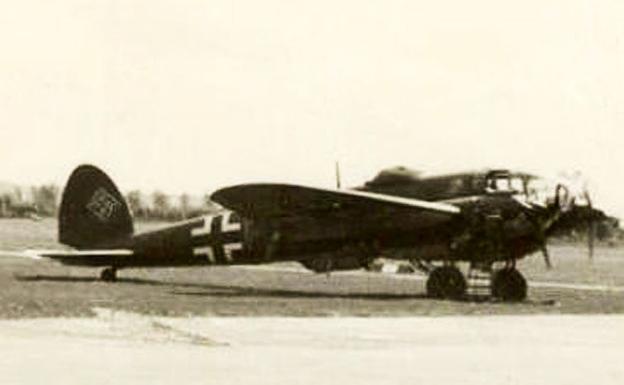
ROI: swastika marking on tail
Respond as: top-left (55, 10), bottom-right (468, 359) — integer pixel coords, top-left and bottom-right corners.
top-left (86, 188), bottom-right (121, 222)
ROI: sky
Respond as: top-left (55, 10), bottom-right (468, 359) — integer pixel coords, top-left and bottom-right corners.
top-left (0, 0), bottom-right (623, 217)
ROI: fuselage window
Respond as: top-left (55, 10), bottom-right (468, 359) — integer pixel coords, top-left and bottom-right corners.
top-left (486, 176), bottom-right (525, 194)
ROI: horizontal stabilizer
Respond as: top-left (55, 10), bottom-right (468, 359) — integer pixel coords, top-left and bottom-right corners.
top-left (24, 249), bottom-right (133, 267)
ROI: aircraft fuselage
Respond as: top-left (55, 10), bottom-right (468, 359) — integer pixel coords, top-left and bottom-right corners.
top-left (119, 190), bottom-right (545, 271)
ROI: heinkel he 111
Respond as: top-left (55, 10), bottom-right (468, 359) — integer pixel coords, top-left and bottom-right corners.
top-left (30, 165), bottom-right (604, 301)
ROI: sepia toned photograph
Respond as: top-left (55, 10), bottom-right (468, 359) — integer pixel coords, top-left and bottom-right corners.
top-left (1, 1), bottom-right (623, 384)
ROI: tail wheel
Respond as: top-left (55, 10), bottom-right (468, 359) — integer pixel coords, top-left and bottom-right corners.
top-left (100, 267), bottom-right (117, 282)
top-left (492, 268), bottom-right (527, 301)
top-left (426, 266), bottom-right (467, 299)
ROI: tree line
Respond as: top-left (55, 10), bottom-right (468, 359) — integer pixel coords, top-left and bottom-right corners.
top-left (0, 185), bottom-right (58, 218)
top-left (0, 185), bottom-right (219, 221)
top-left (125, 190), bottom-right (220, 221)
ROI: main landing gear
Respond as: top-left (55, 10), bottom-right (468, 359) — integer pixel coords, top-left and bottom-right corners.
top-left (426, 265), bottom-right (467, 299)
top-left (491, 267), bottom-right (527, 301)
top-left (100, 267), bottom-right (117, 282)
top-left (423, 262), bottom-right (527, 301)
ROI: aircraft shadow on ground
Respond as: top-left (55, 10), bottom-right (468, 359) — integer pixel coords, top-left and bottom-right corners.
top-left (174, 288), bottom-right (557, 305)
top-left (14, 274), bottom-right (189, 287)
top-left (13, 273), bottom-right (427, 300)
top-left (172, 286), bottom-right (429, 300)
top-left (13, 274), bottom-right (555, 305)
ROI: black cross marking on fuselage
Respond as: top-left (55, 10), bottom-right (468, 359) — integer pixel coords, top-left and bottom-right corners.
top-left (191, 215), bottom-right (242, 264)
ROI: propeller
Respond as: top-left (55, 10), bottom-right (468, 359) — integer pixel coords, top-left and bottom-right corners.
top-left (523, 172), bottom-right (603, 269)
top-left (523, 183), bottom-right (569, 269)
top-left (561, 172), bottom-right (597, 260)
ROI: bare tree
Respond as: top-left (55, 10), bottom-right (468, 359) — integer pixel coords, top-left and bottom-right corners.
top-left (0, 194), bottom-right (12, 217)
top-left (126, 190), bottom-right (144, 218)
top-left (152, 191), bottom-right (170, 219)
top-left (13, 187), bottom-right (23, 203)
top-left (31, 184), bottom-right (59, 216)
top-left (179, 193), bottom-right (190, 219)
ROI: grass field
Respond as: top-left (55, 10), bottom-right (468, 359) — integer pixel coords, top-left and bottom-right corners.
top-left (1, 218), bottom-right (624, 319)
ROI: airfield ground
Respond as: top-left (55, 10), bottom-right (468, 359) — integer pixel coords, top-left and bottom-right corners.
top-left (1, 218), bottom-right (624, 318)
top-left (1, 219), bottom-right (624, 384)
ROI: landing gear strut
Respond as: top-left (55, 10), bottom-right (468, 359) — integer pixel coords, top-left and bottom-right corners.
top-left (426, 265), bottom-right (467, 299)
top-left (100, 267), bottom-right (117, 282)
top-left (492, 267), bottom-right (527, 301)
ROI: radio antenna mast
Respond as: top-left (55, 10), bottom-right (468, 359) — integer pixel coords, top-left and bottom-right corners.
top-left (335, 161), bottom-right (342, 189)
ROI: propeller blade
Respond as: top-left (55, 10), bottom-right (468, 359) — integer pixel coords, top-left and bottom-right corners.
top-left (583, 189), bottom-right (595, 260)
top-left (540, 243), bottom-right (552, 269)
top-left (583, 189), bottom-right (593, 208)
top-left (588, 221), bottom-right (595, 259)
top-left (521, 203), bottom-right (553, 269)
top-left (554, 184), bottom-right (561, 209)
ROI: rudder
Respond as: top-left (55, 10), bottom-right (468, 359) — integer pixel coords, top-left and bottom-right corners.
top-left (59, 165), bottom-right (134, 249)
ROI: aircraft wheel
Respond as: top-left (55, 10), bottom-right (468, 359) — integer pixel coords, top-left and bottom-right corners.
top-left (426, 266), bottom-right (467, 299)
top-left (492, 268), bottom-right (527, 302)
top-left (100, 267), bottom-right (117, 282)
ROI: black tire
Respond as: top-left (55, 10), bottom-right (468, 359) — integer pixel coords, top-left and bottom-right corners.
top-left (100, 267), bottom-right (117, 282)
top-left (426, 266), bottom-right (467, 299)
top-left (492, 268), bottom-right (527, 302)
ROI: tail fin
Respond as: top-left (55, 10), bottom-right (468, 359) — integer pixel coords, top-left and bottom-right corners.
top-left (59, 165), bottom-right (134, 249)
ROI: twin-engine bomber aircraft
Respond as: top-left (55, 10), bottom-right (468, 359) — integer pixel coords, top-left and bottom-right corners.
top-left (31, 165), bottom-right (603, 301)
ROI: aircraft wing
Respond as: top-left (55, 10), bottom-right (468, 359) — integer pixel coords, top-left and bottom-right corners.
top-left (211, 183), bottom-right (460, 222)
top-left (23, 249), bottom-right (133, 267)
